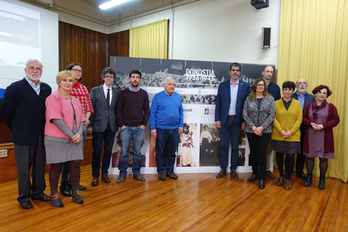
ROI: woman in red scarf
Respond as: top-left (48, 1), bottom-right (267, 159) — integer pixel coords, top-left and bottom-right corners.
top-left (303, 85), bottom-right (340, 190)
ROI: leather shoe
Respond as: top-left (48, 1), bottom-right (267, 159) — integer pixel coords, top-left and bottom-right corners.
top-left (134, 175), bottom-right (145, 181)
top-left (101, 174), bottom-right (111, 183)
top-left (20, 200), bottom-right (33, 209)
top-left (297, 172), bottom-right (307, 180)
top-left (284, 179), bottom-right (292, 190)
top-left (59, 181), bottom-right (72, 197)
top-left (167, 171), bottom-right (178, 179)
top-left (231, 170), bottom-right (239, 179)
top-left (266, 170), bottom-right (275, 179)
top-left (276, 177), bottom-right (284, 186)
top-left (247, 175), bottom-right (259, 182)
top-left (216, 170), bottom-right (227, 178)
top-left (259, 180), bottom-right (265, 189)
top-left (116, 175), bottom-right (125, 183)
top-left (158, 173), bottom-right (166, 180)
top-left (92, 176), bottom-right (99, 186)
top-left (32, 193), bottom-right (51, 201)
top-left (78, 185), bottom-right (87, 190)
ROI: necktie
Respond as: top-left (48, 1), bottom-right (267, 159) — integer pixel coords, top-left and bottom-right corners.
top-left (106, 88), bottom-right (110, 106)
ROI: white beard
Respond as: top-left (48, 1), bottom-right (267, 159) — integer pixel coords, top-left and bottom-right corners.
top-left (297, 87), bottom-right (307, 94)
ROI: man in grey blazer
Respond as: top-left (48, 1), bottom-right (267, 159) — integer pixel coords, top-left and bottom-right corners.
top-left (292, 78), bottom-right (315, 180)
top-left (89, 67), bottom-right (119, 186)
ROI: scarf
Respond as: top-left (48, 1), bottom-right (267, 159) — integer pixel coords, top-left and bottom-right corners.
top-left (312, 100), bottom-right (327, 122)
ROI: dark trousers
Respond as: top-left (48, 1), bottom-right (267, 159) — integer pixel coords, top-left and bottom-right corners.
top-left (296, 125), bottom-right (306, 175)
top-left (219, 117), bottom-right (241, 171)
top-left (155, 128), bottom-right (179, 174)
top-left (247, 132), bottom-right (272, 181)
top-left (92, 124), bottom-right (115, 177)
top-left (14, 134), bottom-right (46, 203)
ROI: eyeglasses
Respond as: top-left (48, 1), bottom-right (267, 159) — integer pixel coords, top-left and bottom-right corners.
top-left (104, 75), bottom-right (115, 79)
top-left (71, 68), bottom-right (83, 73)
top-left (257, 84), bottom-right (265, 87)
top-left (27, 66), bottom-right (42, 72)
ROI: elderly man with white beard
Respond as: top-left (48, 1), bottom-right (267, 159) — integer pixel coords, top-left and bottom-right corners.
top-left (292, 79), bottom-right (315, 180)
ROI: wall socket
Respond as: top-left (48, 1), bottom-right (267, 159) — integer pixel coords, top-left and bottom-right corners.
top-left (0, 150), bottom-right (8, 158)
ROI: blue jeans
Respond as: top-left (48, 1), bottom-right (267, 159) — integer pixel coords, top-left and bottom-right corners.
top-left (156, 128), bottom-right (179, 174)
top-left (118, 126), bottom-right (145, 177)
top-left (92, 124), bottom-right (116, 177)
top-left (219, 117), bottom-right (241, 171)
top-left (61, 125), bottom-right (89, 182)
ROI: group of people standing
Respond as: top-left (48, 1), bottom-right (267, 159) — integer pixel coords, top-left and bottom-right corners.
top-left (0, 59), bottom-right (340, 210)
top-left (215, 63), bottom-right (340, 191)
top-left (0, 59), bottom-right (183, 209)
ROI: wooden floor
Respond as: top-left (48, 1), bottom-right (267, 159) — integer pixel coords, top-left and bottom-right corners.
top-left (0, 165), bottom-right (347, 232)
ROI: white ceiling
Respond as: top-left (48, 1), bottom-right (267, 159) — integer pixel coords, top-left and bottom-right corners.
top-left (21, 0), bottom-right (195, 26)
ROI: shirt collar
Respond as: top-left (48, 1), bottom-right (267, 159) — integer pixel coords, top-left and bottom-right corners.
top-left (296, 91), bottom-right (307, 97)
top-left (164, 90), bottom-right (174, 97)
top-left (230, 79), bottom-right (239, 85)
top-left (25, 76), bottom-right (41, 88)
top-left (128, 86), bottom-right (140, 92)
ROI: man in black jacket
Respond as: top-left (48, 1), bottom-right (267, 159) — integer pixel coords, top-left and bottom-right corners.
top-left (0, 59), bottom-right (52, 209)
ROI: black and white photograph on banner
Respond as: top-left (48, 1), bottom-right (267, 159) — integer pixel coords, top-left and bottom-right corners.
top-left (109, 56), bottom-right (272, 173)
top-left (238, 131), bottom-right (247, 166)
top-left (177, 123), bottom-right (197, 167)
top-left (199, 123), bottom-right (220, 167)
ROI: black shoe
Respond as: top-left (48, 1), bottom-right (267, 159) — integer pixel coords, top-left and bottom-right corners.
top-left (297, 172), bottom-right (307, 180)
top-left (20, 200), bottom-right (33, 209)
top-left (247, 175), bottom-right (259, 182)
top-left (259, 180), bottom-right (265, 189)
top-left (59, 181), bottom-right (72, 197)
top-left (304, 174), bottom-right (312, 187)
top-left (318, 177), bottom-right (325, 190)
top-left (78, 185), bottom-right (87, 190)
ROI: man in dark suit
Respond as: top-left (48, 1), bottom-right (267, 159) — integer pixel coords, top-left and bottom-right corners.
top-left (215, 62), bottom-right (250, 179)
top-left (0, 59), bottom-right (52, 209)
top-left (292, 78), bottom-right (315, 180)
top-left (89, 67), bottom-right (119, 186)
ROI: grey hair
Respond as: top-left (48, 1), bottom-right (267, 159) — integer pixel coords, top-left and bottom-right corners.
top-left (26, 59), bottom-right (43, 68)
top-left (163, 76), bottom-right (175, 85)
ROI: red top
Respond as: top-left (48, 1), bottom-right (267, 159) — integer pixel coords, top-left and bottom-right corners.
top-left (303, 102), bottom-right (340, 153)
top-left (70, 82), bottom-right (94, 117)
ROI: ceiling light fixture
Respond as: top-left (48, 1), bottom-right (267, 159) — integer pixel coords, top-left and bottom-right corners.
top-left (99, 0), bottom-right (130, 10)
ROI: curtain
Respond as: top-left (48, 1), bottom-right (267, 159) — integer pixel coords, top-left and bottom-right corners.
top-left (278, 0), bottom-right (348, 182)
top-left (130, 19), bottom-right (168, 59)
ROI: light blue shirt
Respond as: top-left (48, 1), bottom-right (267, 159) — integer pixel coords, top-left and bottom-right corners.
top-left (296, 91), bottom-right (306, 110)
top-left (228, 79), bottom-right (239, 115)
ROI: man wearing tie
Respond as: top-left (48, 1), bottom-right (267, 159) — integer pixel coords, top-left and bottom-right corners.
top-left (215, 62), bottom-right (250, 179)
top-left (89, 67), bottom-right (119, 186)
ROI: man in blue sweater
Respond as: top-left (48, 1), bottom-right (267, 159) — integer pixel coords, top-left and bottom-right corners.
top-left (150, 77), bottom-right (183, 180)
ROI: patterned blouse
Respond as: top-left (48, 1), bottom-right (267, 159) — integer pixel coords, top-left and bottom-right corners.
top-left (70, 82), bottom-right (94, 117)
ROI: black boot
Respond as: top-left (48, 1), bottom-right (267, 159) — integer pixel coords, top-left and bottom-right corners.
top-left (59, 181), bottom-right (72, 196)
top-left (318, 177), bottom-right (325, 190)
top-left (304, 174), bottom-right (312, 187)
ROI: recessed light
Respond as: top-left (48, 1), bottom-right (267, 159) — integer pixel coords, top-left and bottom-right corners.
top-left (99, 0), bottom-right (130, 10)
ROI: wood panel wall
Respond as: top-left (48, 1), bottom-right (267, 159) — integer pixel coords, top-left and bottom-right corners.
top-left (59, 21), bottom-right (129, 91)
top-left (0, 22), bottom-right (129, 181)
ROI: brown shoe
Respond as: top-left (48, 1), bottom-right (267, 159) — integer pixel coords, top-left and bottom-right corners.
top-left (231, 170), bottom-right (239, 179)
top-left (216, 170), bottom-right (227, 178)
top-left (276, 177), bottom-right (284, 186)
top-left (266, 170), bottom-right (275, 179)
top-left (284, 179), bottom-right (292, 190)
top-left (92, 176), bottom-right (99, 186)
top-left (101, 174), bottom-right (111, 183)
top-left (134, 175), bottom-right (145, 181)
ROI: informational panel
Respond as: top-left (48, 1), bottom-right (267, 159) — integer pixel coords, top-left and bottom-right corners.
top-left (109, 56), bottom-right (275, 174)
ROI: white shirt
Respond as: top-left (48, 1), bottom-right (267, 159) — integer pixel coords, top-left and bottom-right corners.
top-left (25, 77), bottom-right (41, 95)
top-left (228, 79), bottom-right (239, 115)
top-left (103, 84), bottom-right (112, 105)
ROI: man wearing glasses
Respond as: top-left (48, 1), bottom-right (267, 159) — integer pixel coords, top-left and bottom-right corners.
top-left (0, 59), bottom-right (52, 209)
top-left (89, 67), bottom-right (119, 186)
